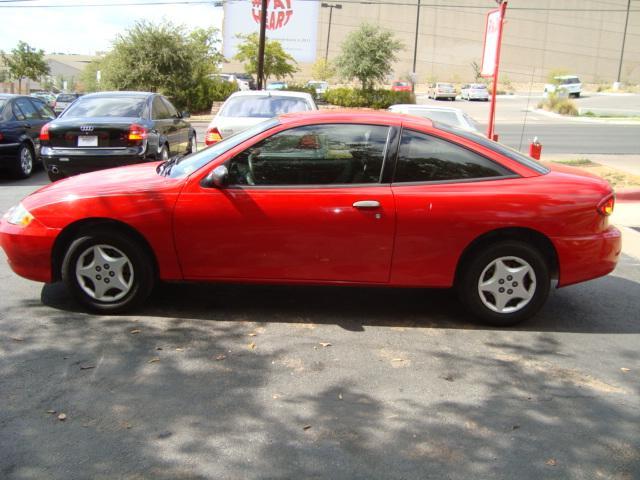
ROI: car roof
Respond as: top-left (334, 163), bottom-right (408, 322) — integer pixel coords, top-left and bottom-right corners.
top-left (78, 91), bottom-right (153, 99)
top-left (228, 90), bottom-right (312, 100)
top-left (554, 75), bottom-right (579, 79)
top-left (278, 109), bottom-right (434, 127)
top-left (0, 94), bottom-right (18, 99)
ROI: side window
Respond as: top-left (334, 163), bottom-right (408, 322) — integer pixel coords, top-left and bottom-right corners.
top-left (15, 98), bottom-right (39, 120)
top-left (13, 102), bottom-right (26, 121)
top-left (161, 97), bottom-right (178, 118)
top-left (152, 96), bottom-right (170, 120)
top-left (394, 130), bottom-right (512, 183)
top-left (30, 99), bottom-right (55, 120)
top-left (228, 124), bottom-right (390, 186)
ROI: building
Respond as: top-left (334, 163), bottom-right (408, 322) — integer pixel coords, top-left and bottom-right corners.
top-left (224, 0), bottom-right (640, 84)
top-left (0, 54), bottom-right (95, 93)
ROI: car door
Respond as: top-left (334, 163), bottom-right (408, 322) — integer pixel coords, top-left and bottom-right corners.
top-left (161, 96), bottom-right (189, 153)
top-left (173, 122), bottom-right (397, 283)
top-left (28, 98), bottom-right (55, 152)
top-left (151, 96), bottom-right (174, 154)
top-left (13, 98), bottom-right (42, 151)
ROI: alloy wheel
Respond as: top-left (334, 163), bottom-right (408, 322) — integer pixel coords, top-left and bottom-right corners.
top-left (20, 147), bottom-right (33, 176)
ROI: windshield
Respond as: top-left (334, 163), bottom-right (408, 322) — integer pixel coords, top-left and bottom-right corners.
top-left (168, 118), bottom-right (280, 178)
top-left (0, 99), bottom-right (6, 110)
top-left (219, 96), bottom-right (311, 118)
top-left (437, 83), bottom-right (453, 88)
top-left (56, 94), bottom-right (77, 102)
top-left (394, 82), bottom-right (409, 86)
top-left (62, 96), bottom-right (147, 118)
top-left (409, 109), bottom-right (459, 125)
top-left (470, 84), bottom-right (487, 89)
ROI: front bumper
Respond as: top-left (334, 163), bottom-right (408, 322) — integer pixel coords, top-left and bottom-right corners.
top-left (553, 226), bottom-right (622, 287)
top-left (0, 218), bottom-right (58, 283)
top-left (41, 145), bottom-right (148, 177)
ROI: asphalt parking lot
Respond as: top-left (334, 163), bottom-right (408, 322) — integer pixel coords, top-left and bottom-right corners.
top-left (1, 170), bottom-right (639, 479)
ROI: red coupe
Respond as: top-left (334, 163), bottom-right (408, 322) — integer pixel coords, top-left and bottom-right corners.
top-left (391, 81), bottom-right (412, 92)
top-left (0, 111), bottom-right (620, 325)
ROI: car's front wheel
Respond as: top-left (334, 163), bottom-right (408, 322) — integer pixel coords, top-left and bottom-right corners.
top-left (458, 241), bottom-right (550, 326)
top-left (61, 228), bottom-right (155, 313)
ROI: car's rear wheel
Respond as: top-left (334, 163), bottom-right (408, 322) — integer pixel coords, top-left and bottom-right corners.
top-left (12, 144), bottom-right (34, 179)
top-left (457, 241), bottom-right (550, 326)
top-left (61, 228), bottom-right (155, 313)
top-left (187, 133), bottom-right (197, 154)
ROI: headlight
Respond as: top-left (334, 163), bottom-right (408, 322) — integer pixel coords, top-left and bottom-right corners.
top-left (4, 203), bottom-right (34, 227)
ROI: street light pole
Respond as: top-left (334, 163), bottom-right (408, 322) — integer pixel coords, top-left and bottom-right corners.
top-left (411, 0), bottom-right (421, 92)
top-left (322, 3), bottom-right (342, 62)
top-left (256, 0), bottom-right (268, 90)
top-left (616, 0), bottom-right (631, 83)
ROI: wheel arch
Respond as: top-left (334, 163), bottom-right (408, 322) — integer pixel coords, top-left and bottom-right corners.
top-left (51, 218), bottom-right (159, 282)
top-left (454, 227), bottom-right (559, 285)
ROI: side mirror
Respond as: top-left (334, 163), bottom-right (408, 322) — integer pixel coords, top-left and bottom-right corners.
top-left (181, 111), bottom-right (190, 118)
top-left (204, 165), bottom-right (228, 188)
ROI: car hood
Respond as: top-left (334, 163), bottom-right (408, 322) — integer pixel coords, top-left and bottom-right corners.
top-left (24, 162), bottom-right (180, 212)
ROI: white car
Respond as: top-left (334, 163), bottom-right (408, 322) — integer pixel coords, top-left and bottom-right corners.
top-left (205, 90), bottom-right (318, 145)
top-left (460, 83), bottom-right (489, 101)
top-left (305, 80), bottom-right (329, 99)
top-left (210, 74), bottom-right (251, 91)
top-left (427, 82), bottom-right (457, 101)
top-left (388, 104), bottom-right (480, 132)
top-left (54, 93), bottom-right (81, 115)
top-left (544, 75), bottom-right (582, 98)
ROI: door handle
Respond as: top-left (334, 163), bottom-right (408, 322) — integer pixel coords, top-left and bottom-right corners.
top-left (23, 123), bottom-right (31, 128)
top-left (352, 200), bottom-right (380, 209)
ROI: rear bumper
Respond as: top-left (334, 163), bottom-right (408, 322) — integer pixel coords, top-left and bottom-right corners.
top-left (553, 226), bottom-right (622, 287)
top-left (41, 145), bottom-right (148, 177)
top-left (435, 93), bottom-right (456, 98)
top-left (0, 218), bottom-right (58, 283)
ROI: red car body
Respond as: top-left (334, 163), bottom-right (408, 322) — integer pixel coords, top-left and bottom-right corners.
top-left (0, 111), bottom-right (620, 320)
top-left (391, 81), bottom-right (412, 92)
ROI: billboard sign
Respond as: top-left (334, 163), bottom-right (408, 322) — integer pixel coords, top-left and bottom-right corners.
top-left (223, 0), bottom-right (320, 63)
top-left (480, 8), bottom-right (502, 77)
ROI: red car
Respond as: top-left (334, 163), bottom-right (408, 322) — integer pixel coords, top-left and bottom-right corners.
top-left (391, 81), bottom-right (412, 92)
top-left (0, 111), bottom-right (620, 325)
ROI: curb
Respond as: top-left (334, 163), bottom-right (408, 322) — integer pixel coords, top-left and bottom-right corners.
top-left (617, 188), bottom-right (640, 202)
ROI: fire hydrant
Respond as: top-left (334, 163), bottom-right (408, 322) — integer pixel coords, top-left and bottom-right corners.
top-left (529, 136), bottom-right (542, 160)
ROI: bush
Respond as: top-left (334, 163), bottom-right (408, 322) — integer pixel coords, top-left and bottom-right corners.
top-left (283, 83), bottom-right (318, 101)
top-left (325, 87), bottom-right (415, 109)
top-left (537, 92), bottom-right (577, 116)
top-left (180, 77), bottom-right (237, 113)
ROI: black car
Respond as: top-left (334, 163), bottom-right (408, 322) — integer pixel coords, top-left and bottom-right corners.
top-left (40, 91), bottom-right (196, 181)
top-left (0, 94), bottom-right (56, 178)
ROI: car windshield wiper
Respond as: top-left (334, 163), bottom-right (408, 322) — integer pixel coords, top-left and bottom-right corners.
top-left (157, 155), bottom-right (184, 176)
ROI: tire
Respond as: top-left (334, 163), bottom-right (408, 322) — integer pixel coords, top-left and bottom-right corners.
top-left (457, 241), bottom-right (550, 326)
top-left (186, 132), bottom-right (197, 154)
top-left (157, 143), bottom-right (169, 161)
top-left (61, 228), bottom-right (155, 313)
top-left (12, 144), bottom-right (34, 179)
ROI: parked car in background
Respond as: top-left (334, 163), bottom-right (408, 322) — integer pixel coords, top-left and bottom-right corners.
top-left (54, 93), bottom-right (81, 115)
top-left (0, 94), bottom-right (56, 178)
top-left (544, 75), bottom-right (582, 98)
top-left (266, 81), bottom-right (288, 91)
top-left (1, 111), bottom-right (620, 326)
top-left (305, 80), bottom-right (329, 100)
top-left (428, 82), bottom-right (457, 101)
top-left (211, 73), bottom-right (250, 91)
top-left (40, 91), bottom-right (195, 181)
top-left (391, 81), bottom-right (412, 92)
top-left (205, 90), bottom-right (317, 145)
top-left (461, 83), bottom-right (489, 101)
top-left (232, 73), bottom-right (257, 90)
top-left (31, 92), bottom-right (57, 109)
top-left (388, 104), bottom-right (480, 132)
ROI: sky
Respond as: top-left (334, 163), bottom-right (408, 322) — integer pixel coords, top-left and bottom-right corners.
top-left (0, 0), bottom-right (224, 55)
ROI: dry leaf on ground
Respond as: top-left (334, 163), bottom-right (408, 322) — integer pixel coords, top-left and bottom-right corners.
top-left (58, 413), bottom-right (67, 421)
top-left (248, 342), bottom-right (257, 350)
top-left (303, 424), bottom-right (312, 430)
top-left (130, 329), bottom-right (141, 334)
top-left (545, 458), bottom-right (557, 466)
top-left (319, 342), bottom-right (332, 347)
top-left (148, 357), bottom-right (160, 364)
top-left (10, 336), bottom-right (24, 342)
top-left (215, 354), bottom-right (227, 361)
top-left (80, 365), bottom-right (95, 370)
top-left (620, 368), bottom-right (631, 372)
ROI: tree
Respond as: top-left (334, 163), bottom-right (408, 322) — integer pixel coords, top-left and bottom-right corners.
top-left (1, 41), bottom-right (50, 94)
top-left (234, 33), bottom-right (297, 86)
top-left (80, 21), bottom-right (224, 110)
top-left (335, 24), bottom-right (403, 90)
top-left (470, 61), bottom-right (482, 82)
top-left (311, 59), bottom-right (336, 81)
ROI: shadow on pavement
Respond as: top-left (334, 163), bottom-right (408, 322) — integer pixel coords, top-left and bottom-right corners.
top-left (0, 167), bottom-right (49, 187)
top-left (41, 263), bottom-right (640, 334)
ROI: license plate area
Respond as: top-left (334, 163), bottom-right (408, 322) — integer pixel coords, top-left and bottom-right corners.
top-left (78, 135), bottom-right (98, 147)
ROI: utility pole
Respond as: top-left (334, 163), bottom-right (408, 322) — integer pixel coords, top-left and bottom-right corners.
top-left (257, 0), bottom-right (268, 90)
top-left (411, 0), bottom-right (421, 92)
top-left (616, 0), bottom-right (631, 83)
top-left (322, 3), bottom-right (342, 62)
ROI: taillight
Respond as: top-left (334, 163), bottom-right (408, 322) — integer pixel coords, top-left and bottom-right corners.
top-left (205, 127), bottom-right (222, 145)
top-left (128, 124), bottom-right (147, 141)
top-left (39, 123), bottom-right (50, 142)
top-left (0, 132), bottom-right (4, 142)
top-left (597, 194), bottom-right (615, 216)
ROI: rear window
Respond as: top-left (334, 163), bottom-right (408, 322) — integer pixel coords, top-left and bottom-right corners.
top-left (394, 82), bottom-right (409, 86)
top-left (559, 77), bottom-right (580, 85)
top-left (435, 123), bottom-right (550, 174)
top-left (219, 96), bottom-right (311, 118)
top-left (471, 84), bottom-right (487, 89)
top-left (62, 96), bottom-right (147, 119)
top-left (56, 94), bottom-right (78, 102)
top-left (437, 83), bottom-right (453, 88)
